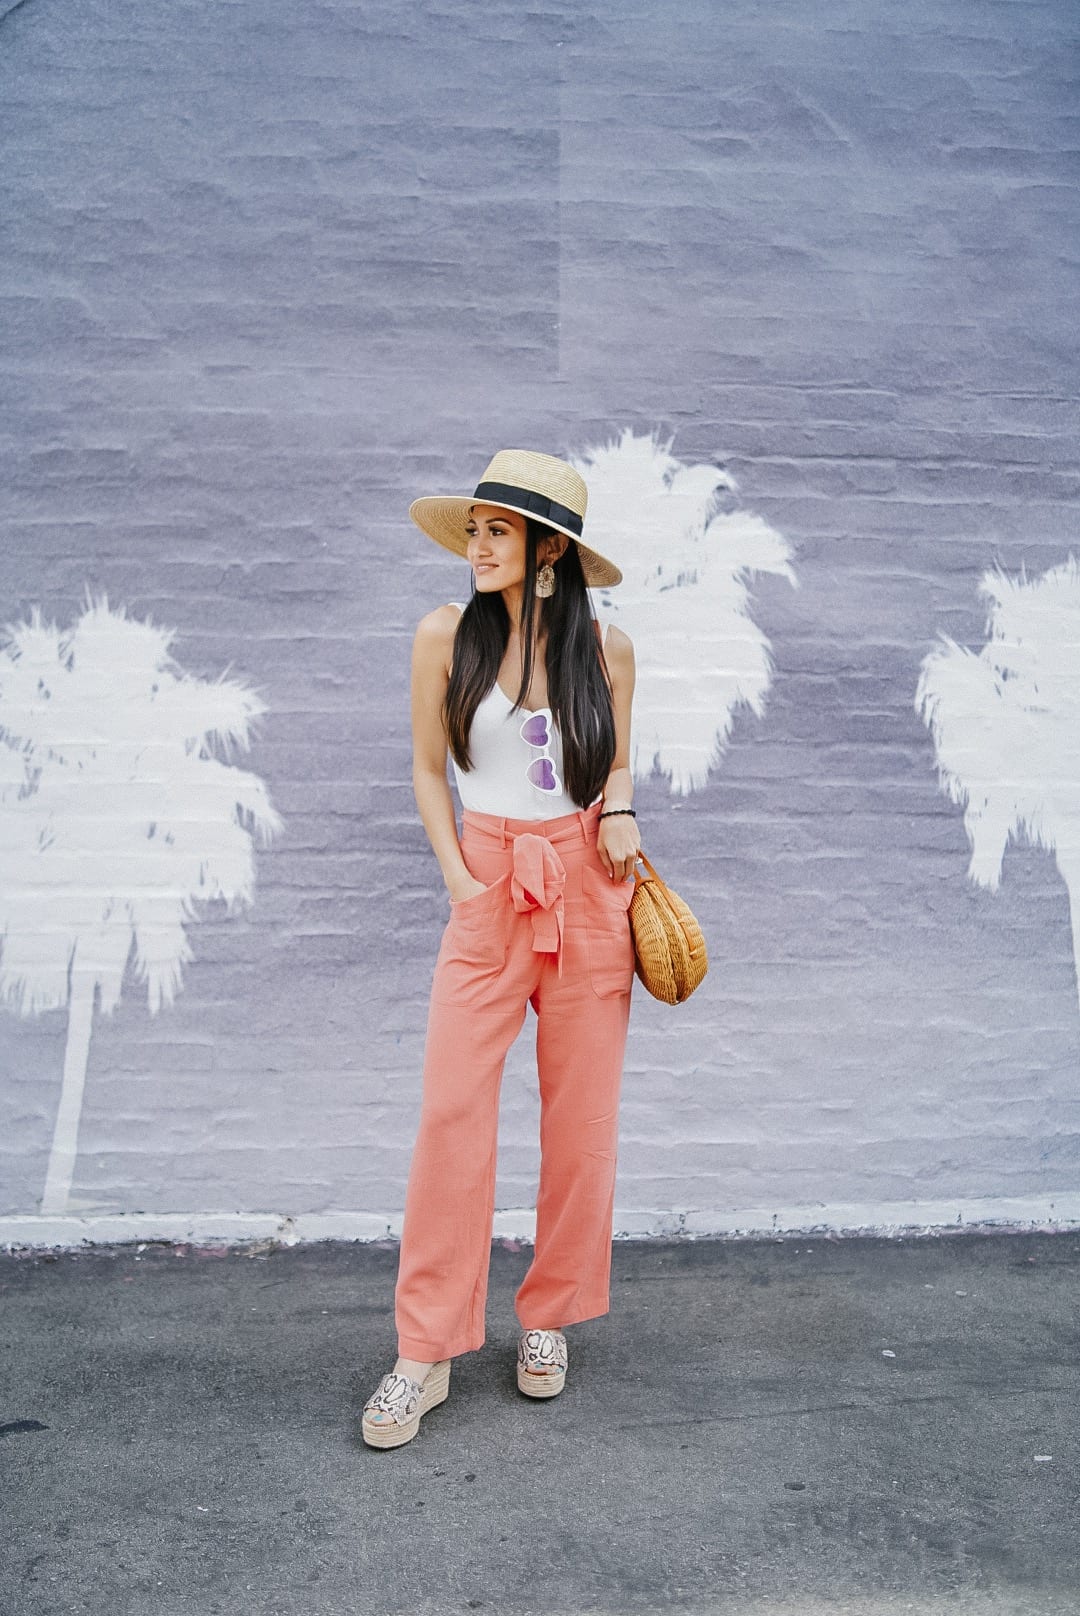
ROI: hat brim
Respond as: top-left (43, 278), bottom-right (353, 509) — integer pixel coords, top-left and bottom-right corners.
top-left (409, 496), bottom-right (622, 589)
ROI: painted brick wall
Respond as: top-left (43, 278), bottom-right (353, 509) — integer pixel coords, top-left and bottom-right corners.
top-left (1, 0), bottom-right (1078, 1239)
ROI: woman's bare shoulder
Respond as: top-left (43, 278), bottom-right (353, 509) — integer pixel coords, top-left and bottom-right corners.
top-left (414, 602), bottom-right (463, 644)
top-left (603, 622), bottom-right (635, 661)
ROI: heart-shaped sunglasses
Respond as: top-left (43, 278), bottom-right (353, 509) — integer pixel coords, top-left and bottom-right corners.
top-left (519, 707), bottom-right (562, 794)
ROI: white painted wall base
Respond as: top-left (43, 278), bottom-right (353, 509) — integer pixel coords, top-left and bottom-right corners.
top-left (3, 1194), bottom-right (1080, 1253)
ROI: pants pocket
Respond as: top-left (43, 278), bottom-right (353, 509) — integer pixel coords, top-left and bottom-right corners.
top-left (582, 863), bottom-right (636, 998)
top-left (443, 870), bottom-right (512, 971)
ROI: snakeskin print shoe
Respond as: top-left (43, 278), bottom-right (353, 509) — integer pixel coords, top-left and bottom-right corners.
top-left (361, 1358), bottom-right (451, 1448)
top-left (517, 1328), bottom-right (568, 1398)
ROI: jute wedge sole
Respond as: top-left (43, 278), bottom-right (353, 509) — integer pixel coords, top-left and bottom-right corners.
top-left (361, 1358), bottom-right (452, 1448)
top-left (516, 1328), bottom-right (567, 1398)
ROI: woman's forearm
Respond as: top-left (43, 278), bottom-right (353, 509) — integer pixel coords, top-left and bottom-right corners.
top-left (413, 765), bottom-right (472, 893)
top-left (601, 765), bottom-right (634, 811)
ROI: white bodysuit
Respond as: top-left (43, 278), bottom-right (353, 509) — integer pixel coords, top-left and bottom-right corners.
top-left (446, 601), bottom-right (610, 820)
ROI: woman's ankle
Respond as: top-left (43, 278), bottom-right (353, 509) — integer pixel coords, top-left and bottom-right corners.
top-left (395, 1354), bottom-right (435, 1379)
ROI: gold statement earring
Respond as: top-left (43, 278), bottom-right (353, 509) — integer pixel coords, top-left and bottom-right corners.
top-left (536, 561), bottom-right (556, 598)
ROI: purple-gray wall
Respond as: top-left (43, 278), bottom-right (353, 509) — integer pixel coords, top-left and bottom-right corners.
top-left (2, 0), bottom-right (1079, 1243)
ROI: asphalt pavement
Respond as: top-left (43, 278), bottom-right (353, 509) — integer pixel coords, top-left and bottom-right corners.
top-left (2, 1230), bottom-right (1078, 1616)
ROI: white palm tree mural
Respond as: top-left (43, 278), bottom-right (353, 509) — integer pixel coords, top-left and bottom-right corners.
top-left (572, 429), bottom-right (797, 795)
top-left (0, 591), bottom-right (284, 1216)
top-left (916, 553), bottom-right (1080, 1012)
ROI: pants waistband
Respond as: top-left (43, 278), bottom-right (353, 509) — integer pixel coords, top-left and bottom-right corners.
top-left (461, 798), bottom-right (602, 850)
top-left (459, 801), bottom-right (603, 977)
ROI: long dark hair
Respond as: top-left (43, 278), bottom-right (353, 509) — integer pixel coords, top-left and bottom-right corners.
top-left (444, 519), bottom-right (616, 807)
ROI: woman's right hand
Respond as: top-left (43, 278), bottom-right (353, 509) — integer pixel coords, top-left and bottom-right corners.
top-left (447, 872), bottom-right (488, 905)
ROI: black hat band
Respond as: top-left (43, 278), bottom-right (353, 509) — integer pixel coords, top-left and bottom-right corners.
top-left (472, 481), bottom-right (584, 537)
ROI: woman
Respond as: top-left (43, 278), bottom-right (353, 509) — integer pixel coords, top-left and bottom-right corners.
top-left (362, 449), bottom-right (641, 1448)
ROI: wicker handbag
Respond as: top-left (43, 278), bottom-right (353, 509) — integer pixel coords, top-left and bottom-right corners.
top-left (628, 854), bottom-right (709, 1005)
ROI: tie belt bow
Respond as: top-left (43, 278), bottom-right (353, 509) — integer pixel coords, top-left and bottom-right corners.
top-left (509, 833), bottom-right (567, 976)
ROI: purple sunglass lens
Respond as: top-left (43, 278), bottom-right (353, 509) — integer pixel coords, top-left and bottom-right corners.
top-left (520, 712), bottom-right (551, 748)
top-left (526, 758), bottom-right (559, 792)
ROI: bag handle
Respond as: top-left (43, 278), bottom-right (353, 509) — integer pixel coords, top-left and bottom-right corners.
top-left (632, 851), bottom-right (662, 887)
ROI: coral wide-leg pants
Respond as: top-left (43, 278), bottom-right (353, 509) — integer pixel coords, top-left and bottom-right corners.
top-left (394, 799), bottom-right (636, 1361)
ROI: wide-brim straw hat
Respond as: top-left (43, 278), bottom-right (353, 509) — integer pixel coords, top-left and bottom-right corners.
top-left (409, 448), bottom-right (623, 588)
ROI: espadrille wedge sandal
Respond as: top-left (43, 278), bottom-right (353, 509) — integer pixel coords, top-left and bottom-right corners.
top-left (361, 1358), bottom-right (451, 1448)
top-left (517, 1328), bottom-right (567, 1397)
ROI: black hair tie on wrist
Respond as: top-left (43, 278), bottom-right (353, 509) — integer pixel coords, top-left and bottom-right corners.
top-left (599, 808), bottom-right (636, 819)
